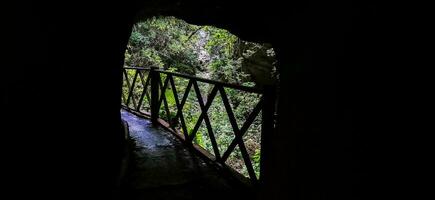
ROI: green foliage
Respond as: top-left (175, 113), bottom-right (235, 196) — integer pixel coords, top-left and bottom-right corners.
top-left (203, 27), bottom-right (238, 58)
top-left (124, 16), bottom-right (276, 179)
top-left (125, 16), bottom-right (201, 73)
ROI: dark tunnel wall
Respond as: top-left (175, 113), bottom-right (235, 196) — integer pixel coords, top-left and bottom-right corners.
top-left (2, 1), bottom-right (378, 199)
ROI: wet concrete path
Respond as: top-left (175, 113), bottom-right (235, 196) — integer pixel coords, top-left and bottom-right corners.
top-left (120, 109), bottom-right (249, 200)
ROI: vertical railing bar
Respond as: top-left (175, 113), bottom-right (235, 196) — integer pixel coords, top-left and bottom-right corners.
top-left (192, 80), bottom-right (221, 160)
top-left (150, 67), bottom-right (159, 125)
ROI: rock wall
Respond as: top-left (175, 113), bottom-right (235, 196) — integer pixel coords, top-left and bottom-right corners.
top-left (2, 1), bottom-right (378, 199)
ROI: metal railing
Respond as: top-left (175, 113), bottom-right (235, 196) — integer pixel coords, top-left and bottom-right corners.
top-left (121, 66), bottom-right (276, 184)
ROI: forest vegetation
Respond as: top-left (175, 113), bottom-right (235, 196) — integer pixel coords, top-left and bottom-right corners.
top-left (123, 16), bottom-right (276, 178)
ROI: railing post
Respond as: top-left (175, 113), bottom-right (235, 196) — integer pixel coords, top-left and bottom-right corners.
top-left (260, 84), bottom-right (276, 184)
top-left (150, 66), bottom-right (159, 126)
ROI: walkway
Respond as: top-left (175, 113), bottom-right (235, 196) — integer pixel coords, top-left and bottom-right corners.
top-left (120, 109), bottom-right (251, 200)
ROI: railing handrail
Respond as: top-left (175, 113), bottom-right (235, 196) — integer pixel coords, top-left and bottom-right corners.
top-left (123, 66), bottom-right (151, 70)
top-left (123, 66), bottom-right (263, 93)
top-left (156, 70), bottom-right (263, 94)
top-left (122, 65), bottom-right (276, 185)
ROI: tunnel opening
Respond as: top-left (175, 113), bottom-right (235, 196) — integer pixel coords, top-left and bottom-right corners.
top-left (120, 15), bottom-right (278, 193)
top-left (2, 1), bottom-right (375, 199)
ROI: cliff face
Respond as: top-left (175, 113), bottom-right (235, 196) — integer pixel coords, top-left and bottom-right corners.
top-left (241, 44), bottom-right (276, 85)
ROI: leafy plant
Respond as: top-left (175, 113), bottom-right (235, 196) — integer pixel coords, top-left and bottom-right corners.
top-left (123, 16), bottom-right (276, 179)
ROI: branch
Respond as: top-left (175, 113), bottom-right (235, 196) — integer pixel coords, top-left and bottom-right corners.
top-left (187, 26), bottom-right (204, 42)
